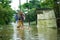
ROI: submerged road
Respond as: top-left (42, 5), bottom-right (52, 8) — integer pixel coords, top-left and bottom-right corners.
top-left (11, 22), bottom-right (57, 40)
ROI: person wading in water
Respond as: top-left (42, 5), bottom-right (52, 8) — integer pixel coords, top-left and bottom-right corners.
top-left (17, 11), bottom-right (25, 29)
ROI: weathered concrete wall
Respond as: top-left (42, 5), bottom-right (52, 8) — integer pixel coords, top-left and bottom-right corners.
top-left (37, 10), bottom-right (57, 28)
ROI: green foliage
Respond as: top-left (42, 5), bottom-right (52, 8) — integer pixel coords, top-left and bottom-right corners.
top-left (0, 0), bottom-right (11, 8)
top-left (19, 0), bottom-right (54, 22)
top-left (40, 0), bottom-right (54, 8)
top-left (19, 0), bottom-right (40, 22)
top-left (0, 0), bottom-right (15, 25)
top-left (21, 0), bottom-right (40, 9)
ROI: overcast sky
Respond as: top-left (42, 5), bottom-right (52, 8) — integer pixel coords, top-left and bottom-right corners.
top-left (10, 0), bottom-right (27, 10)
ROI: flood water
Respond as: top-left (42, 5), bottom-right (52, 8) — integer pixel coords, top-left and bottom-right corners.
top-left (0, 23), bottom-right (57, 40)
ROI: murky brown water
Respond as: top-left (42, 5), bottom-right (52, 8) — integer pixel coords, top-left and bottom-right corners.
top-left (0, 24), bottom-right (57, 40)
top-left (0, 25), bottom-right (13, 40)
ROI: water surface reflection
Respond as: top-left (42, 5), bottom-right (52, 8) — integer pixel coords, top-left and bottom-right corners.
top-left (0, 24), bottom-right (57, 40)
top-left (0, 25), bottom-right (13, 40)
top-left (17, 25), bottom-right (57, 40)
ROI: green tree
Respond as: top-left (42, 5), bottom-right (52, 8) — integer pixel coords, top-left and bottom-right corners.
top-left (54, 0), bottom-right (60, 28)
top-left (0, 0), bottom-right (11, 8)
top-left (19, 0), bottom-right (40, 22)
top-left (0, 0), bottom-right (15, 25)
top-left (19, 0), bottom-right (54, 25)
top-left (40, 0), bottom-right (54, 8)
